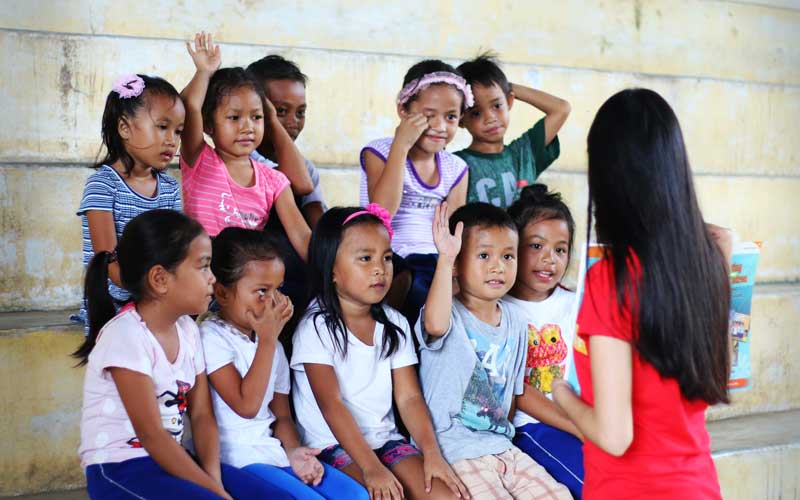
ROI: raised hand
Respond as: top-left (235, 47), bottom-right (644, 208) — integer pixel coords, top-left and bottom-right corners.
top-left (186, 31), bottom-right (222, 74)
top-left (245, 291), bottom-right (293, 342)
top-left (432, 202), bottom-right (463, 260)
top-left (423, 452), bottom-right (470, 498)
top-left (287, 447), bottom-right (325, 486)
top-left (394, 111), bottom-right (428, 150)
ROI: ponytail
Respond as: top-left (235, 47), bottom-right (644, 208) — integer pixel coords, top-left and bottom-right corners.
top-left (72, 250), bottom-right (117, 365)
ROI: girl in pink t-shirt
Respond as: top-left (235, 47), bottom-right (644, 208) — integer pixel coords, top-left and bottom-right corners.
top-left (73, 210), bottom-right (285, 499)
top-left (180, 32), bottom-right (310, 260)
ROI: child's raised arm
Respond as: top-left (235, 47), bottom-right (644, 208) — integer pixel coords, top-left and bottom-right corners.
top-left (181, 31), bottom-right (222, 167)
top-left (206, 293), bottom-right (292, 418)
top-left (263, 96), bottom-right (314, 195)
top-left (509, 83), bottom-right (571, 146)
top-left (392, 365), bottom-right (470, 498)
top-left (305, 363), bottom-right (404, 500)
top-left (364, 111), bottom-right (428, 216)
top-left (422, 202), bottom-right (463, 337)
top-left (272, 189), bottom-right (311, 261)
top-left (111, 368), bottom-right (232, 499)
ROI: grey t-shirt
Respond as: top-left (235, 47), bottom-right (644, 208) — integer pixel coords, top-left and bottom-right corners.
top-left (415, 299), bottom-right (528, 463)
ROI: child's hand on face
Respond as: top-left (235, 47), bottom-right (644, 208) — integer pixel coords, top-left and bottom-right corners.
top-left (246, 291), bottom-right (293, 342)
top-left (287, 447), bottom-right (325, 486)
top-left (395, 111), bottom-right (428, 150)
top-left (186, 31), bottom-right (221, 74)
top-left (432, 202), bottom-right (463, 261)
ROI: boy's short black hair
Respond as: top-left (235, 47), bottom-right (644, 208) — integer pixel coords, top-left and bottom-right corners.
top-left (246, 55), bottom-right (308, 86)
top-left (450, 202), bottom-right (518, 235)
top-left (457, 52), bottom-right (511, 95)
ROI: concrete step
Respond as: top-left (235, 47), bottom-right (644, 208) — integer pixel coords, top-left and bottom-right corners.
top-left (6, 411), bottom-right (799, 499)
top-left (710, 410), bottom-right (800, 500)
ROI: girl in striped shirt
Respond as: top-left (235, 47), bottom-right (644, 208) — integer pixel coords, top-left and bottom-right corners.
top-left (180, 32), bottom-right (310, 260)
top-left (76, 73), bottom-right (185, 334)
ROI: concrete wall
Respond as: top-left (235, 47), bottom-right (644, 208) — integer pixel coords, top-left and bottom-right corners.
top-left (1, 0), bottom-right (798, 311)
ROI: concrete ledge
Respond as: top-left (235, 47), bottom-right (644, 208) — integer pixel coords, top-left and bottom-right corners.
top-left (710, 410), bottom-right (800, 500)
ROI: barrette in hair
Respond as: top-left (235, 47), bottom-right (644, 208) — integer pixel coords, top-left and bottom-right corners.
top-left (112, 74), bottom-right (145, 99)
top-left (343, 203), bottom-right (394, 239)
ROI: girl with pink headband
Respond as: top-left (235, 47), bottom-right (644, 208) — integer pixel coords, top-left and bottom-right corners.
top-left (359, 59), bottom-right (473, 327)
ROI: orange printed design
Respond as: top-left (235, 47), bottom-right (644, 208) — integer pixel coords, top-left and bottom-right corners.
top-left (526, 324), bottom-right (568, 393)
top-left (573, 325), bottom-right (588, 356)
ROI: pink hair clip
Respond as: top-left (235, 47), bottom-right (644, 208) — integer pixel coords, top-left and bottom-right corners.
top-left (397, 71), bottom-right (474, 108)
top-left (343, 203), bottom-right (394, 239)
top-left (112, 74), bottom-right (145, 99)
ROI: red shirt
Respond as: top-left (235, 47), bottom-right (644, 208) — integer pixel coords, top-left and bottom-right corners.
top-left (574, 258), bottom-right (721, 499)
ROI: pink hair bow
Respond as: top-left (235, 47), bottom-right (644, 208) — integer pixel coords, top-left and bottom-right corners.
top-left (112, 74), bottom-right (145, 99)
top-left (343, 203), bottom-right (394, 239)
top-left (396, 71), bottom-right (474, 108)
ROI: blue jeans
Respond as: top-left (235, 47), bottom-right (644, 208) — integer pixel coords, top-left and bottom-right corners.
top-left (85, 456), bottom-right (293, 499)
top-left (244, 462), bottom-right (369, 500)
top-left (513, 423), bottom-right (585, 499)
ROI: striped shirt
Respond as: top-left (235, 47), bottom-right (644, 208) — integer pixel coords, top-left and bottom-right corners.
top-left (76, 166), bottom-right (182, 328)
top-left (181, 143), bottom-right (290, 237)
top-left (360, 137), bottom-right (468, 257)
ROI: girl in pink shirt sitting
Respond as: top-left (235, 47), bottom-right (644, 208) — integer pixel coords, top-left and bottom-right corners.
top-left (180, 32), bottom-right (310, 260)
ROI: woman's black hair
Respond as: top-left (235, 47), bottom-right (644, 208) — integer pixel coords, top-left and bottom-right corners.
top-left (96, 74), bottom-right (181, 174)
top-left (308, 207), bottom-right (404, 359)
top-left (507, 184), bottom-right (576, 259)
top-left (72, 210), bottom-right (206, 365)
top-left (202, 67), bottom-right (267, 131)
top-left (211, 227), bottom-right (282, 288)
top-left (586, 88), bottom-right (731, 405)
top-left (401, 59), bottom-right (468, 112)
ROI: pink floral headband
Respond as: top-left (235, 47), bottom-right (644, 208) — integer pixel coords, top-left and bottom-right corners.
top-left (112, 74), bottom-right (145, 99)
top-left (343, 203), bottom-right (394, 239)
top-left (397, 71), bottom-right (474, 108)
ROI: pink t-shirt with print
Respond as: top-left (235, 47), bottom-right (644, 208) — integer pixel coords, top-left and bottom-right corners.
top-left (78, 307), bottom-right (205, 468)
top-left (181, 143), bottom-right (291, 236)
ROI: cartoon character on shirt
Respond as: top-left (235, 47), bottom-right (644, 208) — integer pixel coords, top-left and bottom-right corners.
top-left (526, 324), bottom-right (568, 393)
top-left (126, 380), bottom-right (191, 448)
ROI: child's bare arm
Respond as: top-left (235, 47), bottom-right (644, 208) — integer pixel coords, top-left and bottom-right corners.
top-left (553, 336), bottom-right (633, 456)
top-left (393, 366), bottom-right (470, 498)
top-left (272, 189), bottom-right (311, 261)
top-left (305, 363), bottom-right (404, 498)
top-left (365, 112), bottom-right (427, 216)
top-left (444, 171), bottom-right (469, 213)
top-left (86, 211), bottom-right (122, 287)
top-left (423, 203), bottom-right (463, 337)
top-left (517, 384), bottom-right (583, 441)
top-left (510, 83), bottom-right (571, 146)
top-left (111, 368), bottom-right (231, 499)
top-left (181, 32), bottom-right (221, 167)
top-left (264, 97), bottom-right (313, 195)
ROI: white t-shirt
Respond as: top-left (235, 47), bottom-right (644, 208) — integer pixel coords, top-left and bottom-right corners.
top-left (290, 304), bottom-right (418, 449)
top-left (200, 315), bottom-right (291, 468)
top-left (505, 286), bottom-right (577, 427)
top-left (78, 307), bottom-right (205, 468)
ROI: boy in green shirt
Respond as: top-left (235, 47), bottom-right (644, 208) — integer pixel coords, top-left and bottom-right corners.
top-left (455, 54), bottom-right (571, 208)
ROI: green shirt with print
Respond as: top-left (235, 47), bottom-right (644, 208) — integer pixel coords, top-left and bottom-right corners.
top-left (455, 118), bottom-right (560, 208)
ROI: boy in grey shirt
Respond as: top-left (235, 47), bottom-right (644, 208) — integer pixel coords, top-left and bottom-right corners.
top-left (416, 202), bottom-right (570, 499)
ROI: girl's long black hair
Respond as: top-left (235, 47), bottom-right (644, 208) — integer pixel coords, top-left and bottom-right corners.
top-left (96, 75), bottom-right (181, 174)
top-left (586, 88), bottom-right (731, 405)
top-left (72, 210), bottom-right (206, 365)
top-left (308, 207), bottom-right (404, 359)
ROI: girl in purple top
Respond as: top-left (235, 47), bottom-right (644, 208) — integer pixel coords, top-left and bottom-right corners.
top-left (360, 59), bottom-right (472, 326)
